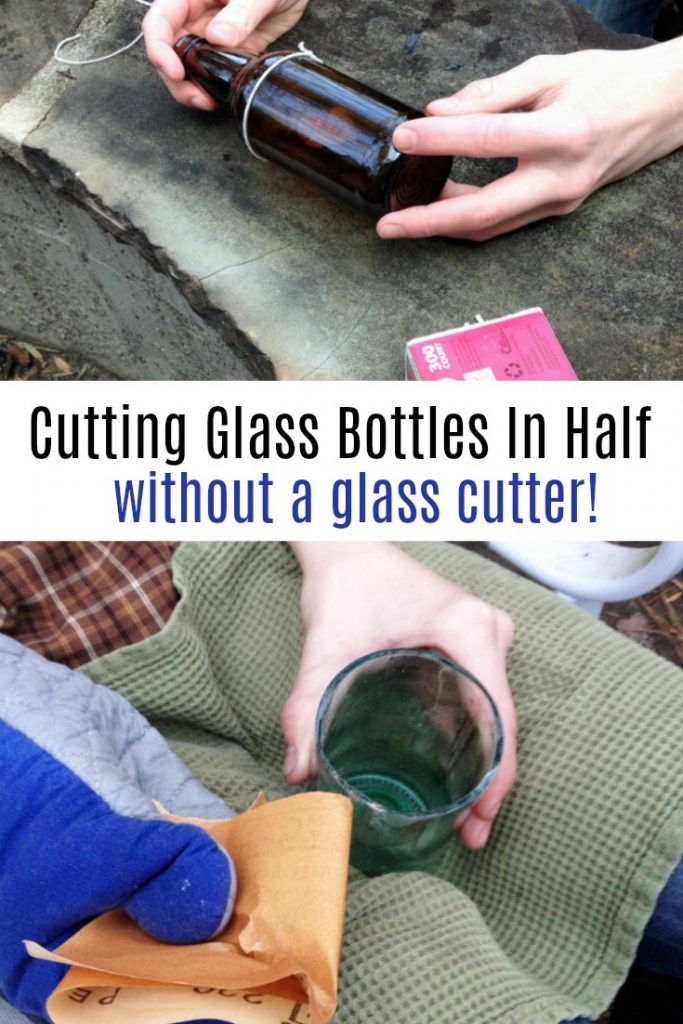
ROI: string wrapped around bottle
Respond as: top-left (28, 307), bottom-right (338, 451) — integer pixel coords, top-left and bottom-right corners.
top-left (51, 6), bottom-right (453, 219)
top-left (240, 42), bottom-right (323, 160)
top-left (176, 35), bottom-right (453, 219)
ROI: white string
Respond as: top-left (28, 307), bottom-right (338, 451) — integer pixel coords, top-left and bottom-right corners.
top-left (54, 0), bottom-right (151, 66)
top-left (241, 42), bottom-right (322, 160)
top-left (54, 17), bottom-right (324, 163)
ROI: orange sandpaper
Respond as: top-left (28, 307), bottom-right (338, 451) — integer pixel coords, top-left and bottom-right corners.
top-left (26, 792), bottom-right (353, 1024)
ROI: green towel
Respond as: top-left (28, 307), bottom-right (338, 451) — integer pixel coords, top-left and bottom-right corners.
top-left (84, 542), bottom-right (683, 1024)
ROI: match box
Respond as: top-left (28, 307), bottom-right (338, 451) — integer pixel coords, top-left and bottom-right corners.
top-left (405, 309), bottom-right (578, 382)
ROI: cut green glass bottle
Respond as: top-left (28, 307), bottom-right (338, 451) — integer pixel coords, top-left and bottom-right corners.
top-left (316, 649), bottom-right (503, 876)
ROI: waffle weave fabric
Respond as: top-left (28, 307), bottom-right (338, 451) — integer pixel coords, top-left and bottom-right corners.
top-left (82, 541), bottom-right (683, 1024)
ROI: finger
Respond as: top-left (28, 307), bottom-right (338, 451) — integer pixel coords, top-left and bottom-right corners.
top-left (240, 0), bottom-right (312, 48)
top-left (458, 732), bottom-right (517, 850)
top-left (159, 72), bottom-right (218, 108)
top-left (393, 110), bottom-right (559, 160)
top-left (439, 176), bottom-right (584, 240)
top-left (429, 607), bottom-right (517, 849)
top-left (403, 178), bottom-right (481, 215)
top-left (143, 0), bottom-right (193, 80)
top-left (455, 197), bottom-right (582, 241)
top-left (207, 0), bottom-right (282, 48)
top-left (377, 167), bottom-right (557, 240)
top-left (125, 820), bottom-right (236, 942)
top-left (453, 806), bottom-right (474, 830)
top-left (280, 694), bottom-right (319, 784)
top-left (427, 55), bottom-right (558, 115)
top-left (459, 811), bottom-right (493, 850)
top-left (464, 709), bottom-right (516, 851)
top-left (440, 179), bottom-right (481, 199)
top-left (238, 27), bottom-right (272, 52)
top-left (280, 653), bottom-right (328, 784)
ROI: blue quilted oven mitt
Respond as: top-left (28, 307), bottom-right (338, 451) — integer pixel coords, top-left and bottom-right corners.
top-left (0, 634), bottom-right (237, 1022)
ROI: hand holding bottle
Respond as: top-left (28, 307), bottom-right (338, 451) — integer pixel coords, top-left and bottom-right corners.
top-left (143, 0), bottom-right (311, 109)
top-left (282, 543), bottom-right (517, 851)
top-left (377, 39), bottom-right (683, 241)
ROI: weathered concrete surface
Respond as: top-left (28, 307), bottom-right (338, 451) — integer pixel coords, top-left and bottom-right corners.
top-left (2, 0), bottom-right (682, 380)
top-left (0, 0), bottom-right (128, 161)
top-left (0, 0), bottom-right (93, 103)
top-left (0, 158), bottom-right (259, 379)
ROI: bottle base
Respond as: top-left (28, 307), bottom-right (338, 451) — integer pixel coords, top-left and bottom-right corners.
top-left (387, 154), bottom-right (454, 213)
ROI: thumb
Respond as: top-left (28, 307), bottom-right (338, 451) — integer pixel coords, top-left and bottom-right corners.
top-left (280, 650), bottom-right (331, 785)
top-left (123, 818), bottom-right (236, 944)
top-left (1, 733), bottom-right (237, 1018)
top-left (206, 0), bottom-right (279, 48)
top-left (11, 820), bottom-right (235, 1019)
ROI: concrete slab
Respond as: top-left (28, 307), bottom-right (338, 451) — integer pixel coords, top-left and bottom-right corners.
top-left (0, 0), bottom-right (94, 104)
top-left (2, 0), bottom-right (682, 380)
top-left (0, 158), bottom-right (260, 379)
top-left (0, 0), bottom-right (133, 159)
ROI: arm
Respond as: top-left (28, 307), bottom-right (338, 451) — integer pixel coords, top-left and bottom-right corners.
top-left (0, 635), bottom-right (235, 1021)
top-left (377, 37), bottom-right (683, 241)
top-left (282, 542), bottom-right (517, 851)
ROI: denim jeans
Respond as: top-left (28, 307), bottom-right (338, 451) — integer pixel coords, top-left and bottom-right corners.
top-left (631, 854), bottom-right (683, 979)
top-left (571, 0), bottom-right (661, 35)
top-left (563, 854), bottom-right (683, 1022)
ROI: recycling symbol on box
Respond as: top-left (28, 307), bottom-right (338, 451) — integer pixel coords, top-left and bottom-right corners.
top-left (504, 362), bottom-right (523, 378)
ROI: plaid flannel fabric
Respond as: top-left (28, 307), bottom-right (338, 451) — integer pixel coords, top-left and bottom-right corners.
top-left (0, 542), bottom-right (178, 668)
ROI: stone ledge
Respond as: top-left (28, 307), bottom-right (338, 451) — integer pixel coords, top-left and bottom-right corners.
top-left (2, 0), bottom-right (681, 380)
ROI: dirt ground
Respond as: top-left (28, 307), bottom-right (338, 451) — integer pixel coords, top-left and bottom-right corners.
top-left (604, 581), bottom-right (683, 667)
top-left (0, 333), bottom-right (117, 381)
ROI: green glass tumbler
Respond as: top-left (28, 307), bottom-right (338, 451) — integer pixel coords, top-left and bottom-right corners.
top-left (315, 648), bottom-right (503, 875)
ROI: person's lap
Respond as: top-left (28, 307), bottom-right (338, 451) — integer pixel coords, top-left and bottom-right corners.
top-left (561, 854), bottom-right (683, 1021)
top-left (4, 545), bottom-right (682, 1023)
top-left (4, 772), bottom-right (680, 1024)
top-left (506, 3), bottom-right (682, 993)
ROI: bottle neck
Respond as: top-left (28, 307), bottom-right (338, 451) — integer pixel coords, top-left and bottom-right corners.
top-left (174, 35), bottom-right (256, 111)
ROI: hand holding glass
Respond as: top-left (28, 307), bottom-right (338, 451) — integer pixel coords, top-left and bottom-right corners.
top-left (315, 648), bottom-right (503, 875)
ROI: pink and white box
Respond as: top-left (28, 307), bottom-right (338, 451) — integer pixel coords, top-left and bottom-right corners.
top-left (405, 308), bottom-right (578, 381)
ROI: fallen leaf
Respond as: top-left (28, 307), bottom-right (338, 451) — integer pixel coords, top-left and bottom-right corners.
top-left (52, 355), bottom-right (73, 375)
top-left (5, 343), bottom-right (30, 366)
top-left (615, 611), bottom-right (654, 647)
top-left (19, 342), bottom-right (44, 362)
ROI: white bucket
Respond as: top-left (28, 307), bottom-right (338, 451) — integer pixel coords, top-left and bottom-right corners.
top-left (488, 541), bottom-right (683, 617)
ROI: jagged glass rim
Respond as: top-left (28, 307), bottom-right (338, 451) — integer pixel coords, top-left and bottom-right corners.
top-left (315, 646), bottom-right (505, 822)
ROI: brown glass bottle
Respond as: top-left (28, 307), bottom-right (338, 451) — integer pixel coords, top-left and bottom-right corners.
top-left (175, 35), bottom-right (453, 219)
